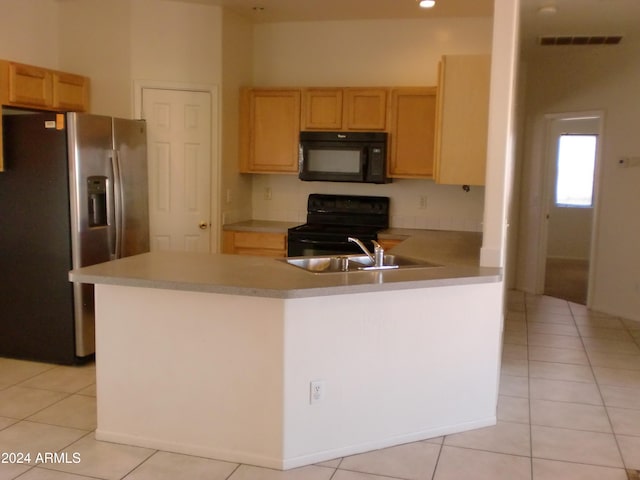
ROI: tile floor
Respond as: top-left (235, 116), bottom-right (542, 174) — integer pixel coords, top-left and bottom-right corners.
top-left (1, 291), bottom-right (640, 480)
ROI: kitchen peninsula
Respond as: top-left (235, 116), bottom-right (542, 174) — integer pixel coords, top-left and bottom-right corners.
top-left (69, 245), bottom-right (502, 470)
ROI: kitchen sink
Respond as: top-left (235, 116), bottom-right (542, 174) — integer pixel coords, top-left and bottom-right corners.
top-left (282, 255), bottom-right (367, 273)
top-left (282, 254), bottom-right (439, 273)
top-left (348, 254), bottom-right (439, 269)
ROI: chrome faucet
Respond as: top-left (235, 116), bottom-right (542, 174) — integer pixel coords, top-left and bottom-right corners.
top-left (348, 237), bottom-right (384, 267)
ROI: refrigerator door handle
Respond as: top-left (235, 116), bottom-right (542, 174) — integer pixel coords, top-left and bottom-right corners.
top-left (106, 154), bottom-right (117, 260)
top-left (112, 149), bottom-right (124, 259)
top-left (108, 150), bottom-right (123, 260)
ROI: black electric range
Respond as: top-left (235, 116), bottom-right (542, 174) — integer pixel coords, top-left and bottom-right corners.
top-left (287, 194), bottom-right (390, 257)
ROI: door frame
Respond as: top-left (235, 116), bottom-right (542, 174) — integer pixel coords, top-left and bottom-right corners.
top-left (535, 110), bottom-right (605, 306)
top-left (133, 80), bottom-right (221, 253)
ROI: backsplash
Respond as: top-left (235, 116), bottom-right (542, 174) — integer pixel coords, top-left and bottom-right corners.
top-left (251, 175), bottom-right (484, 232)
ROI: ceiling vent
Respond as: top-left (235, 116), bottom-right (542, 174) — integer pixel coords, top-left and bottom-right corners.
top-left (539, 35), bottom-right (623, 46)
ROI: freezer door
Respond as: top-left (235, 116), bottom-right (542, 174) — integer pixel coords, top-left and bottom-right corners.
top-left (113, 117), bottom-right (150, 258)
top-left (0, 112), bottom-right (77, 363)
top-left (67, 112), bottom-right (114, 357)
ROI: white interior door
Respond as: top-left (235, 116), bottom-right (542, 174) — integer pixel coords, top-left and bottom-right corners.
top-left (142, 88), bottom-right (212, 252)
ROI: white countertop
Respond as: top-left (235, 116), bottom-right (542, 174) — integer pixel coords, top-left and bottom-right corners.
top-left (69, 248), bottom-right (500, 299)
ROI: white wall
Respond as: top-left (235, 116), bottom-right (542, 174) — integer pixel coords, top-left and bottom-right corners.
top-left (58, 0), bottom-right (133, 117)
top-left (94, 280), bottom-right (502, 469)
top-left (57, 0), bottom-right (223, 118)
top-left (479, 0), bottom-right (520, 269)
top-left (131, 0), bottom-right (222, 87)
top-left (0, 0), bottom-right (59, 68)
top-left (516, 43), bottom-right (640, 320)
top-left (220, 10), bottom-right (254, 226)
top-left (247, 18), bottom-right (493, 231)
top-left (252, 175), bottom-right (485, 230)
top-left (253, 18), bottom-right (492, 87)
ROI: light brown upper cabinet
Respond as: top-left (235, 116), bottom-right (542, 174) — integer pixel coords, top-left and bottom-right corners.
top-left (301, 87), bottom-right (387, 131)
top-left (52, 71), bottom-right (90, 111)
top-left (343, 88), bottom-right (387, 130)
top-left (0, 59), bottom-right (91, 171)
top-left (1, 61), bottom-right (90, 111)
top-left (6, 62), bottom-right (53, 108)
top-left (387, 87), bottom-right (437, 179)
top-left (301, 88), bottom-right (343, 130)
top-left (239, 88), bottom-right (301, 174)
top-left (434, 54), bottom-right (491, 186)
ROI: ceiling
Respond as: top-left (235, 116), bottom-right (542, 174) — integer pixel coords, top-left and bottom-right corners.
top-left (519, 0), bottom-right (640, 53)
top-left (195, 0), bottom-right (494, 22)
top-left (183, 0), bottom-right (640, 53)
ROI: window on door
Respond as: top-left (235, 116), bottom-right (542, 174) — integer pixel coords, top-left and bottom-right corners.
top-left (555, 134), bottom-right (597, 207)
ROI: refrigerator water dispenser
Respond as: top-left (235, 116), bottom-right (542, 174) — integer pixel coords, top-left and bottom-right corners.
top-left (87, 176), bottom-right (108, 227)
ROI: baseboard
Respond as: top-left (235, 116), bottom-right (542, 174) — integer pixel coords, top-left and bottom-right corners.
top-left (281, 416), bottom-right (497, 470)
top-left (96, 415), bottom-right (498, 471)
top-left (95, 429), bottom-right (285, 470)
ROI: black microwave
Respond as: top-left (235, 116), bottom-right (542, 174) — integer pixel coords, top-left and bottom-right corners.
top-left (298, 131), bottom-right (389, 184)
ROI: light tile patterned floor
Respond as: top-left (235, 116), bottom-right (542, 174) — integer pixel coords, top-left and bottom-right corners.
top-left (1, 291), bottom-right (639, 480)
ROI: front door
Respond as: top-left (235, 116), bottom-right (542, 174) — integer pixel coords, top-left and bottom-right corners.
top-left (142, 88), bottom-right (212, 252)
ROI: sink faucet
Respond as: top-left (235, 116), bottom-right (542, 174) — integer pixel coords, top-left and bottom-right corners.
top-left (348, 237), bottom-right (384, 267)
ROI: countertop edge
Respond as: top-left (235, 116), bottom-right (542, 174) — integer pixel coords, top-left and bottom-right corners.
top-left (70, 265), bottom-right (502, 299)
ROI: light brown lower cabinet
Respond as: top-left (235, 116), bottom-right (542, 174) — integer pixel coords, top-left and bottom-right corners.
top-left (223, 230), bottom-right (288, 258)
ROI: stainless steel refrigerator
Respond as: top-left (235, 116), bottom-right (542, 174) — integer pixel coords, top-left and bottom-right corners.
top-left (0, 111), bottom-right (149, 364)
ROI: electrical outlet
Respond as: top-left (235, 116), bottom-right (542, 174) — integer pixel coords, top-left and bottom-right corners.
top-left (309, 380), bottom-right (326, 404)
top-left (419, 195), bottom-right (428, 209)
top-left (225, 189), bottom-right (232, 203)
top-left (264, 187), bottom-right (272, 200)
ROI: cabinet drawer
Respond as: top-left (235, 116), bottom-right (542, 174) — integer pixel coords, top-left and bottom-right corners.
top-left (233, 231), bottom-right (286, 250)
top-left (234, 247), bottom-right (286, 258)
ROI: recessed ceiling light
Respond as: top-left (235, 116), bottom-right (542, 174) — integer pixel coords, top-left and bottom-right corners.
top-left (418, 0), bottom-right (436, 8)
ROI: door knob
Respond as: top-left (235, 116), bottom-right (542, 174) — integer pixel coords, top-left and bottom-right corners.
top-left (199, 221), bottom-right (209, 230)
